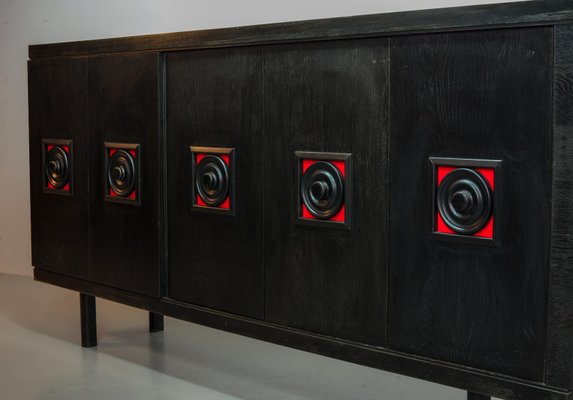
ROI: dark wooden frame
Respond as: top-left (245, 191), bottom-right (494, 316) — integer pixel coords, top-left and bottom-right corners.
top-left (429, 157), bottom-right (503, 247)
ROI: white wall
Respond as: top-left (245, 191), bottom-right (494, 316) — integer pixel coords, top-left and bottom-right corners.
top-left (0, 0), bottom-right (522, 276)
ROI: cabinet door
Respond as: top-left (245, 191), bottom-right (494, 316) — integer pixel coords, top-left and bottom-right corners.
top-left (89, 53), bottom-right (161, 298)
top-left (166, 48), bottom-right (264, 318)
top-left (29, 58), bottom-right (90, 280)
top-left (388, 28), bottom-right (553, 380)
top-left (263, 39), bottom-right (390, 346)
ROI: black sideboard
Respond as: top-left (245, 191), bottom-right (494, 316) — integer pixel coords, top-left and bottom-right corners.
top-left (28, 1), bottom-right (573, 399)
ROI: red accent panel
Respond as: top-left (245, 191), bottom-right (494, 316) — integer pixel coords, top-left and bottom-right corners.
top-left (302, 203), bottom-right (313, 219)
top-left (46, 174), bottom-right (71, 192)
top-left (474, 217), bottom-right (494, 238)
top-left (196, 195), bottom-right (230, 210)
top-left (330, 204), bottom-right (345, 222)
top-left (46, 144), bottom-right (69, 153)
top-left (194, 152), bottom-right (231, 209)
top-left (302, 199), bottom-right (346, 222)
top-left (331, 160), bottom-right (346, 177)
top-left (302, 159), bottom-right (346, 177)
top-left (196, 153), bottom-right (229, 165)
top-left (437, 166), bottom-right (456, 185)
top-left (300, 158), bottom-right (346, 223)
top-left (220, 196), bottom-right (230, 209)
top-left (109, 149), bottom-right (117, 156)
top-left (129, 149), bottom-right (137, 158)
top-left (436, 212), bottom-right (455, 235)
top-left (476, 167), bottom-right (495, 189)
top-left (302, 159), bottom-right (314, 174)
top-left (436, 166), bottom-right (495, 238)
top-left (109, 188), bottom-right (136, 199)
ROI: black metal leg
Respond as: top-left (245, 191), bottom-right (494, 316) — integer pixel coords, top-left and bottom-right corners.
top-left (467, 392), bottom-right (491, 400)
top-left (149, 312), bottom-right (164, 332)
top-left (80, 293), bottom-right (97, 348)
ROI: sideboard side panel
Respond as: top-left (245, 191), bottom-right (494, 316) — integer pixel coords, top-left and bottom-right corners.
top-left (28, 57), bottom-right (90, 280)
top-left (545, 24), bottom-right (573, 390)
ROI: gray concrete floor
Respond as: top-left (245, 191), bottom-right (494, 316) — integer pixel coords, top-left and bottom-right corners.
top-left (0, 273), bottom-right (476, 400)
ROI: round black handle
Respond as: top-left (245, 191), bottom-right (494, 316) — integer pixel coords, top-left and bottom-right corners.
top-left (107, 150), bottom-right (136, 197)
top-left (202, 171), bottom-right (219, 191)
top-left (437, 168), bottom-right (492, 235)
top-left (311, 180), bottom-right (330, 201)
top-left (450, 190), bottom-right (474, 214)
top-left (45, 146), bottom-right (69, 189)
top-left (111, 165), bottom-right (126, 181)
top-left (195, 155), bottom-right (229, 207)
top-left (301, 161), bottom-right (344, 220)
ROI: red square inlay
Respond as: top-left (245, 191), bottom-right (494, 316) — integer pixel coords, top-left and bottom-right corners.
top-left (195, 152), bottom-right (230, 210)
top-left (436, 166), bottom-right (494, 238)
top-left (301, 159), bottom-right (346, 223)
top-left (45, 143), bottom-right (70, 192)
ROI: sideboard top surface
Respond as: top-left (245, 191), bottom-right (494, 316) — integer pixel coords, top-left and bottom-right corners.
top-left (28, 0), bottom-right (573, 59)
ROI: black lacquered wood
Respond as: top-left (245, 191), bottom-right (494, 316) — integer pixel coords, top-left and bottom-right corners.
top-left (545, 24), bottom-right (573, 390)
top-left (387, 27), bottom-right (553, 380)
top-left (263, 38), bottom-right (389, 346)
top-left (80, 293), bottom-right (97, 348)
top-left (166, 47), bottom-right (264, 318)
top-left (88, 53), bottom-right (161, 298)
top-left (28, 57), bottom-right (89, 280)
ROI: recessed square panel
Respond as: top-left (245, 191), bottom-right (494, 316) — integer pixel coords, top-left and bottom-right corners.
top-left (104, 142), bottom-right (140, 205)
top-left (190, 146), bottom-right (235, 215)
top-left (430, 157), bottom-right (501, 245)
top-left (42, 138), bottom-right (73, 195)
top-left (296, 151), bottom-right (351, 230)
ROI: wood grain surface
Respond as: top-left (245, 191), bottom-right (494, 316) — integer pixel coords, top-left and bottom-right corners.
top-left (28, 57), bottom-right (90, 280)
top-left (88, 53), bottom-right (161, 298)
top-left (545, 24), bottom-right (573, 390)
top-left (166, 47), bottom-right (265, 318)
top-left (387, 27), bottom-right (553, 380)
top-left (263, 38), bottom-right (389, 346)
